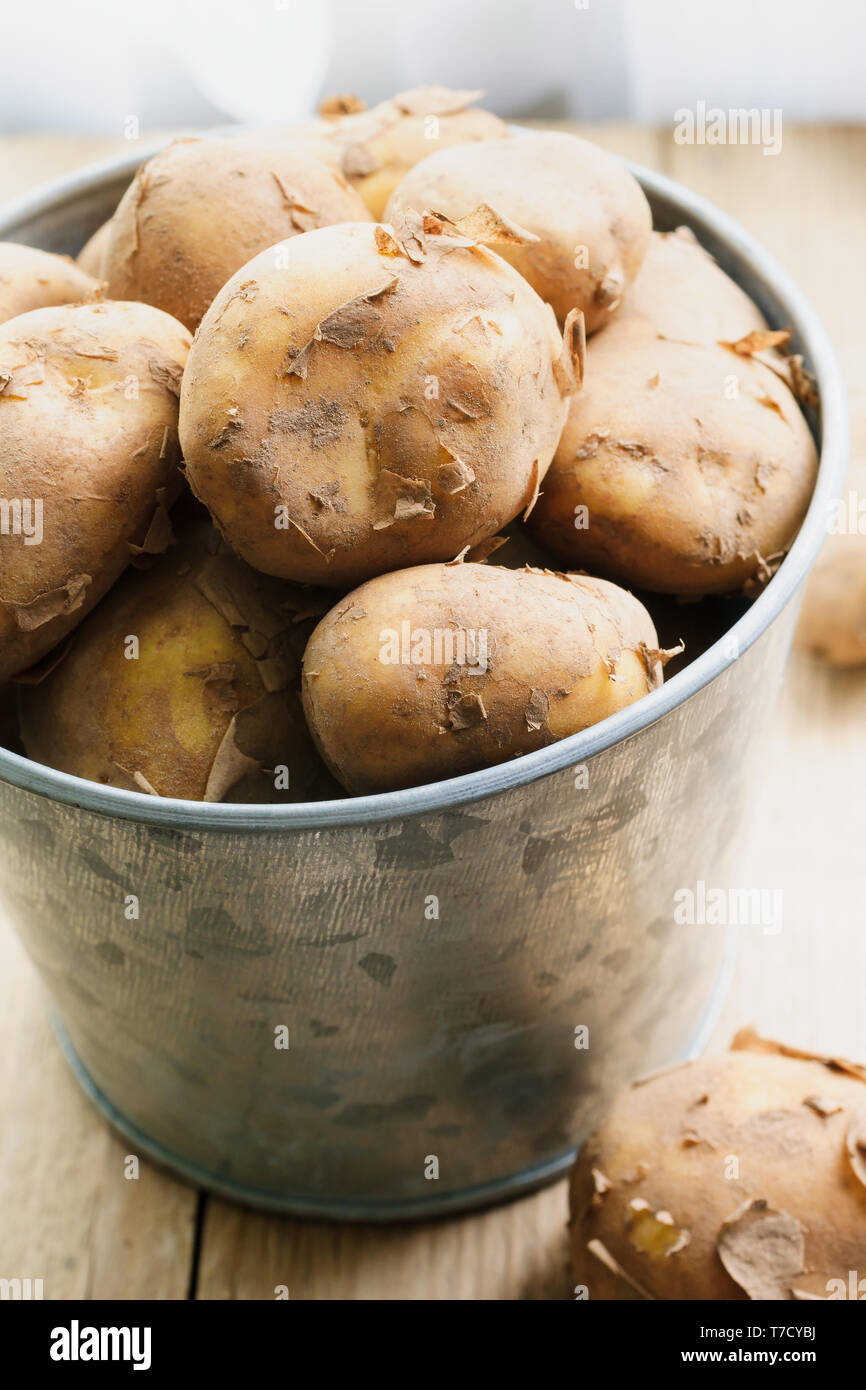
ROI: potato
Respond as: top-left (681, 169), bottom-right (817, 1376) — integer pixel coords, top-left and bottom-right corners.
top-left (386, 130), bottom-right (652, 332)
top-left (0, 242), bottom-right (100, 326)
top-left (301, 561), bottom-right (666, 794)
top-left (319, 86), bottom-right (508, 219)
top-left (180, 215), bottom-right (581, 589)
top-left (103, 136), bottom-right (373, 331)
top-left (570, 1029), bottom-right (866, 1300)
top-left (797, 528), bottom-right (866, 666)
top-left (528, 317), bottom-right (818, 595)
top-left (618, 226), bottom-right (767, 342)
top-left (0, 300), bottom-right (191, 680)
top-left (76, 219), bottom-right (113, 278)
top-left (20, 523), bottom-right (337, 803)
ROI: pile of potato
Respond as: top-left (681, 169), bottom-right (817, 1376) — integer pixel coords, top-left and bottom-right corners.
top-left (0, 87), bottom-right (820, 801)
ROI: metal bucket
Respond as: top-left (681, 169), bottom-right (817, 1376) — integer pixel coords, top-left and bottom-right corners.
top-left (0, 148), bottom-right (848, 1219)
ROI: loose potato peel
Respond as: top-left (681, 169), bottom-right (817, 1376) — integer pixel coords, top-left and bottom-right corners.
top-left (438, 203), bottom-right (540, 246)
top-left (393, 86), bottom-right (487, 118)
top-left (191, 547), bottom-right (333, 803)
top-left (5, 574), bottom-right (91, 633)
top-left (553, 308), bottom-right (587, 396)
top-left (191, 544), bottom-right (329, 694)
top-left (383, 206), bottom-right (540, 271)
top-left (126, 487), bottom-right (176, 562)
top-left (719, 327), bottom-right (819, 411)
top-left (731, 1024), bottom-right (866, 1083)
top-left (717, 1199), bottom-right (807, 1301)
top-left (283, 275), bottom-right (399, 379)
top-left (332, 87), bottom-right (487, 177)
top-left (20, 520), bottom-right (334, 803)
top-left (341, 144), bottom-right (383, 179)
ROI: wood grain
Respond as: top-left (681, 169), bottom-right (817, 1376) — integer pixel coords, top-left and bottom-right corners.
top-left (0, 124), bottom-right (863, 1301)
top-left (0, 921), bottom-right (196, 1299)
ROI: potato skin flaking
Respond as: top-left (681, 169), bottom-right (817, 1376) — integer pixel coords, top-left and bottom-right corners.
top-left (20, 520), bottom-right (337, 803)
top-left (179, 217), bottom-right (579, 588)
top-left (570, 1031), bottom-right (866, 1300)
top-left (300, 561), bottom-right (665, 794)
top-left (317, 85), bottom-right (509, 219)
top-left (104, 136), bottom-right (373, 331)
top-left (0, 299), bottom-right (190, 679)
top-left (528, 318), bottom-right (818, 595)
top-left (387, 130), bottom-right (652, 333)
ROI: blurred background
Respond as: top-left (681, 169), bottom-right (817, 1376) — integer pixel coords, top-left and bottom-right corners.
top-left (2, 0), bottom-right (865, 132)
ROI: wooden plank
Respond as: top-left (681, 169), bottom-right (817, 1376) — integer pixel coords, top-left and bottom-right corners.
top-left (0, 133), bottom-right (163, 203)
top-left (0, 918), bottom-right (197, 1299)
top-left (711, 649), bottom-right (866, 1061)
top-left (526, 118), bottom-right (663, 164)
top-left (197, 1184), bottom-right (572, 1301)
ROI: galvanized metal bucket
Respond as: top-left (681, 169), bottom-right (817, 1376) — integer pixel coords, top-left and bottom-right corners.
top-left (0, 147), bottom-right (848, 1219)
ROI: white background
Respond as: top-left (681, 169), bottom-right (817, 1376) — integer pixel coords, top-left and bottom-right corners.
top-left (1, 0), bottom-right (864, 132)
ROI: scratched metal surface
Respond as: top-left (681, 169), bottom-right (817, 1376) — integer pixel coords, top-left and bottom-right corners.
top-left (0, 145), bottom-right (844, 1218)
top-left (0, 610), bottom-right (791, 1215)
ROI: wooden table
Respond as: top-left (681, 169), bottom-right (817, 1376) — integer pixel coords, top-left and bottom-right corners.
top-left (1, 125), bottom-right (864, 1301)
